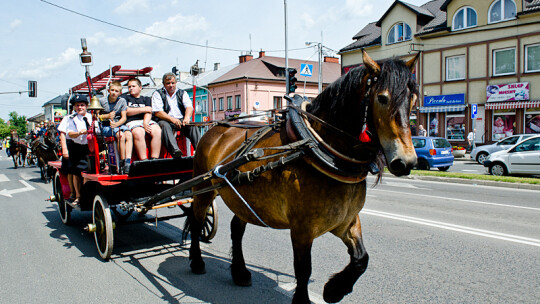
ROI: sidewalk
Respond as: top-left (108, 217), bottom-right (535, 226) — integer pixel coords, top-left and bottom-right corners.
top-left (453, 153), bottom-right (472, 161)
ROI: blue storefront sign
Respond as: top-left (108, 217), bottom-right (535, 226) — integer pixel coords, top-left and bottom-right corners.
top-left (423, 93), bottom-right (465, 107)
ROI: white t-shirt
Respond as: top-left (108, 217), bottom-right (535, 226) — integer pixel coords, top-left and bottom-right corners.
top-left (65, 113), bottom-right (93, 145)
top-left (151, 89), bottom-right (193, 119)
top-left (467, 132), bottom-right (474, 141)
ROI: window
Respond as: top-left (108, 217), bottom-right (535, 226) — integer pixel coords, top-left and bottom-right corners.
top-left (273, 96), bottom-right (283, 109)
top-left (453, 7), bottom-right (477, 30)
top-left (493, 48), bottom-right (516, 76)
top-left (219, 97), bottom-right (224, 111)
top-left (489, 0), bottom-right (516, 23)
top-left (428, 113), bottom-right (439, 137)
top-left (227, 96), bottom-right (233, 110)
top-left (492, 109), bottom-right (515, 141)
top-left (525, 44), bottom-right (540, 73)
top-left (235, 95), bottom-right (241, 109)
top-left (446, 112), bottom-right (465, 141)
top-left (525, 107), bottom-right (540, 135)
top-left (387, 22), bottom-right (412, 44)
top-left (446, 55), bottom-right (466, 80)
top-left (212, 98), bottom-right (216, 112)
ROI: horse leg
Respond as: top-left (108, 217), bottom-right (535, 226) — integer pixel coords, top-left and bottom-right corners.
top-left (230, 215), bottom-right (252, 286)
top-left (323, 215), bottom-right (369, 303)
top-left (188, 191), bottom-right (215, 275)
top-left (291, 232), bottom-right (314, 304)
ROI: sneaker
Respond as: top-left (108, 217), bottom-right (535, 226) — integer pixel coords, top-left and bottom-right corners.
top-left (123, 163), bottom-right (131, 175)
top-left (172, 149), bottom-right (183, 158)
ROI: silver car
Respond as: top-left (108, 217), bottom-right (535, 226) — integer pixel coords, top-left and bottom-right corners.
top-left (483, 135), bottom-right (540, 176)
top-left (471, 134), bottom-right (535, 164)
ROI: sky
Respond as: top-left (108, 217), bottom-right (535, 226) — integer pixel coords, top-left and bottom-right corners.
top-left (0, 0), bottom-right (429, 120)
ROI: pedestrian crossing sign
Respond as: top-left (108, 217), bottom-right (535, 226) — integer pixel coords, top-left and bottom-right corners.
top-left (300, 64), bottom-right (313, 77)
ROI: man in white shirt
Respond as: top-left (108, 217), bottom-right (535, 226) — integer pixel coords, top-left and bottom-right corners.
top-left (151, 72), bottom-right (200, 158)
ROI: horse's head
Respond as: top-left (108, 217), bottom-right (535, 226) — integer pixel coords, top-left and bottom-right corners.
top-left (362, 50), bottom-right (418, 176)
top-left (45, 124), bottom-right (57, 145)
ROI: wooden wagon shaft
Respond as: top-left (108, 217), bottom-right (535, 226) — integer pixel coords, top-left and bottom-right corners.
top-left (141, 148), bottom-right (264, 208)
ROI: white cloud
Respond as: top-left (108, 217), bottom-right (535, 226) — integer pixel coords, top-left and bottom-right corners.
top-left (18, 48), bottom-right (79, 79)
top-left (10, 19), bottom-right (21, 29)
top-left (114, 0), bottom-right (150, 14)
top-left (300, 12), bottom-right (316, 29)
top-left (345, 0), bottom-right (374, 17)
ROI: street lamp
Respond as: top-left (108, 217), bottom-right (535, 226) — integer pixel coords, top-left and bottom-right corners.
top-left (306, 41), bottom-right (322, 93)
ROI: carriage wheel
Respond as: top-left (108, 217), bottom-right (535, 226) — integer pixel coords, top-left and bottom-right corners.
top-left (93, 195), bottom-right (114, 260)
top-left (200, 200), bottom-right (218, 243)
top-left (56, 173), bottom-right (72, 225)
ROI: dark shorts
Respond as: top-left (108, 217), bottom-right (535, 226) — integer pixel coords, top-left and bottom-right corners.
top-left (64, 141), bottom-right (90, 176)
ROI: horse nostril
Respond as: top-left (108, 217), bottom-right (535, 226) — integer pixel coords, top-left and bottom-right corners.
top-left (389, 159), bottom-right (406, 173)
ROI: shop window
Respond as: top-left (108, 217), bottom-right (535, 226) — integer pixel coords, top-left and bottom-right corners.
top-left (428, 112), bottom-right (439, 137)
top-left (446, 55), bottom-right (466, 81)
top-left (446, 112), bottom-right (465, 141)
top-left (525, 44), bottom-right (540, 73)
top-left (493, 48), bottom-right (516, 76)
top-left (212, 98), bottom-right (216, 112)
top-left (525, 107), bottom-right (540, 135)
top-left (453, 7), bottom-right (477, 30)
top-left (488, 0), bottom-right (516, 24)
top-left (493, 109), bottom-right (516, 140)
top-left (273, 96), bottom-right (283, 109)
top-left (410, 112), bottom-right (418, 136)
top-left (235, 95), bottom-right (241, 109)
top-left (219, 97), bottom-right (224, 111)
top-left (387, 22), bottom-right (412, 44)
top-left (227, 96), bottom-right (233, 110)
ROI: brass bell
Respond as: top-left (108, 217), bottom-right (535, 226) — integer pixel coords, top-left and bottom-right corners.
top-left (87, 95), bottom-right (104, 111)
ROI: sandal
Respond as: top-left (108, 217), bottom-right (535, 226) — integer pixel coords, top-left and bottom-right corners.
top-left (72, 198), bottom-right (80, 207)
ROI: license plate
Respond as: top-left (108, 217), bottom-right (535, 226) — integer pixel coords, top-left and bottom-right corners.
top-left (441, 150), bottom-right (450, 155)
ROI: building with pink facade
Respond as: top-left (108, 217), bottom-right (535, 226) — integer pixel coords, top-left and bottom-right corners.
top-left (208, 51), bottom-right (341, 121)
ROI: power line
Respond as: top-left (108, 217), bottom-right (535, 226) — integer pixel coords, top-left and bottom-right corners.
top-left (40, 0), bottom-right (312, 54)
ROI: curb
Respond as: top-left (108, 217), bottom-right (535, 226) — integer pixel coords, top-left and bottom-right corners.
top-left (396, 174), bottom-right (540, 191)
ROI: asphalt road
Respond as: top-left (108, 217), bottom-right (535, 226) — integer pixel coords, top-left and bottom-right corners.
top-left (0, 158), bottom-right (538, 303)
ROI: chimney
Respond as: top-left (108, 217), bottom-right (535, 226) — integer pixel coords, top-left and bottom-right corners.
top-left (239, 54), bottom-right (254, 63)
top-left (324, 56), bottom-right (339, 63)
top-left (214, 63), bottom-right (220, 71)
top-left (258, 50), bottom-right (265, 58)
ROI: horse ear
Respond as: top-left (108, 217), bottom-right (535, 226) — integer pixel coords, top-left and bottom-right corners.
top-left (406, 52), bottom-right (420, 72)
top-left (362, 49), bottom-right (380, 74)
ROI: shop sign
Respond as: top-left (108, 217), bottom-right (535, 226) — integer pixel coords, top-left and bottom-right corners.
top-left (423, 93), bottom-right (465, 107)
top-left (486, 82), bottom-right (529, 102)
top-left (225, 110), bottom-right (241, 118)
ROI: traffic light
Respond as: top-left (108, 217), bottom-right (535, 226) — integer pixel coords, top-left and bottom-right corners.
top-left (172, 66), bottom-right (179, 75)
top-left (28, 80), bottom-right (37, 98)
top-left (286, 68), bottom-right (297, 95)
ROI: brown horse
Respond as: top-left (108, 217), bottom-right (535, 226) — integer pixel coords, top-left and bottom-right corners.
top-left (31, 124), bottom-right (58, 182)
top-left (9, 131), bottom-right (27, 169)
top-left (188, 50), bottom-right (419, 304)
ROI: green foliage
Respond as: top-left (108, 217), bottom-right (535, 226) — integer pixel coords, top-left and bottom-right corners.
top-left (8, 111), bottom-right (27, 137)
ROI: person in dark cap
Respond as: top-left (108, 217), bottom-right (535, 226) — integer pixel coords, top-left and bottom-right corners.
top-left (57, 94), bottom-right (93, 206)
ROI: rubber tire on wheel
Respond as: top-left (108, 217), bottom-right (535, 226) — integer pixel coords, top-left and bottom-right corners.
top-left (200, 200), bottom-right (218, 243)
top-left (93, 195), bottom-right (114, 260)
top-left (418, 159), bottom-right (430, 170)
top-left (490, 163), bottom-right (507, 176)
top-left (476, 152), bottom-right (488, 165)
top-left (56, 173), bottom-right (72, 225)
top-left (438, 166), bottom-right (450, 171)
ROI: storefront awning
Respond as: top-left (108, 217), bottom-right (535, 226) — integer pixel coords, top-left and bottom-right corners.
top-left (418, 105), bottom-right (466, 113)
top-left (485, 100), bottom-right (540, 110)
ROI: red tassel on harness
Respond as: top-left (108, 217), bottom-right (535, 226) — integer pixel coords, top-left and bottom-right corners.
top-left (359, 126), bottom-right (371, 143)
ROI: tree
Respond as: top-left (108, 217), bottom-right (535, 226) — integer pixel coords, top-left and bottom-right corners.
top-left (8, 111), bottom-right (28, 136)
top-left (0, 118), bottom-right (11, 139)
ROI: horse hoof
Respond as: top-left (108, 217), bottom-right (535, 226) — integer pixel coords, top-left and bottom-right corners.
top-left (190, 260), bottom-right (206, 274)
top-left (231, 265), bottom-right (252, 286)
top-left (323, 280), bottom-right (351, 303)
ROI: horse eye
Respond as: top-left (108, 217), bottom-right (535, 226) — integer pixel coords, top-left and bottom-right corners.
top-left (377, 94), bottom-right (389, 105)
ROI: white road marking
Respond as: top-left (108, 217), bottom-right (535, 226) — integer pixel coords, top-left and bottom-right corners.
top-left (19, 172), bottom-right (34, 180)
top-left (372, 188), bottom-right (540, 211)
top-left (460, 169), bottom-right (478, 172)
top-left (0, 174), bottom-right (9, 182)
top-left (0, 180), bottom-right (36, 197)
top-left (362, 209), bottom-right (540, 247)
top-left (379, 181), bottom-right (429, 189)
top-left (275, 282), bottom-right (326, 304)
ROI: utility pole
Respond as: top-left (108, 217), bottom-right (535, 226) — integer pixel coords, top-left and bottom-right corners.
top-left (284, 0), bottom-right (289, 96)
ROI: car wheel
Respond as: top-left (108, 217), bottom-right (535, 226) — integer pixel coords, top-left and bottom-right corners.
top-left (438, 166), bottom-right (450, 171)
top-left (490, 163), bottom-right (507, 176)
top-left (476, 152), bottom-right (488, 164)
top-left (418, 159), bottom-right (430, 170)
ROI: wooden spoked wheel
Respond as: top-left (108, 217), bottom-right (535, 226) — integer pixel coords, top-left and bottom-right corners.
top-left (200, 200), bottom-right (218, 243)
top-left (55, 173), bottom-right (71, 225)
top-left (93, 195), bottom-right (114, 260)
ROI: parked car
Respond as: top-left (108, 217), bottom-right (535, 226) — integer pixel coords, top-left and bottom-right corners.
top-left (471, 134), bottom-right (535, 164)
top-left (412, 136), bottom-right (454, 171)
top-left (483, 135), bottom-right (540, 176)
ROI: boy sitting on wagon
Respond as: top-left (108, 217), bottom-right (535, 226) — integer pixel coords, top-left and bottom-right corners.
top-left (97, 80), bottom-right (131, 170)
